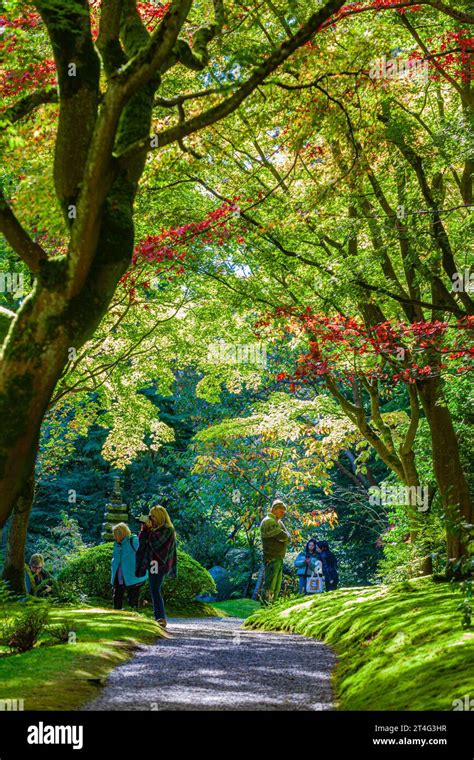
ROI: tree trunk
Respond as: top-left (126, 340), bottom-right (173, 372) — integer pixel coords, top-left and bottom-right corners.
top-left (418, 377), bottom-right (472, 569)
top-left (399, 449), bottom-right (433, 576)
top-left (252, 563), bottom-right (265, 600)
top-left (2, 473), bottom-right (35, 593)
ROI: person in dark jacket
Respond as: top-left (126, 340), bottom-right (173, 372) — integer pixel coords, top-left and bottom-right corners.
top-left (136, 506), bottom-right (177, 628)
top-left (315, 541), bottom-right (339, 591)
top-left (111, 523), bottom-right (148, 610)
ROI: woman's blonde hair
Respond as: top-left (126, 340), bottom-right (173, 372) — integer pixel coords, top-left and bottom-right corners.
top-left (112, 523), bottom-right (131, 541)
top-left (29, 553), bottom-right (45, 568)
top-left (149, 506), bottom-right (174, 530)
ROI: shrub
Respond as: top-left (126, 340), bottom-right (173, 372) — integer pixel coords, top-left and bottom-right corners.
top-left (0, 579), bottom-right (14, 631)
top-left (223, 547), bottom-right (257, 599)
top-left (182, 522), bottom-right (229, 568)
top-left (50, 579), bottom-right (88, 606)
top-left (47, 621), bottom-right (74, 644)
top-left (0, 579), bottom-right (14, 607)
top-left (163, 551), bottom-right (216, 608)
top-left (33, 513), bottom-right (91, 575)
top-left (58, 543), bottom-right (113, 599)
top-left (0, 604), bottom-right (49, 653)
top-left (377, 493), bottom-right (446, 583)
top-left (58, 542), bottom-right (216, 608)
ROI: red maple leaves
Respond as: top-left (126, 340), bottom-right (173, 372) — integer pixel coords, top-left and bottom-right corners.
top-left (256, 308), bottom-right (474, 388)
top-left (120, 196), bottom-right (251, 298)
top-left (1, 59), bottom-right (56, 98)
top-left (131, 198), bottom-right (244, 267)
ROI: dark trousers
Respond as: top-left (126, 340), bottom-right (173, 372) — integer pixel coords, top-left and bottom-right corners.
top-left (325, 578), bottom-right (339, 591)
top-left (149, 570), bottom-right (167, 620)
top-left (298, 576), bottom-right (307, 594)
top-left (113, 579), bottom-right (141, 610)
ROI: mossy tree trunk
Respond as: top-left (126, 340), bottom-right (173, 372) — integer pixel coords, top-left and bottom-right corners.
top-left (2, 474), bottom-right (35, 593)
top-left (417, 376), bottom-right (473, 571)
top-left (0, 0), bottom-right (346, 544)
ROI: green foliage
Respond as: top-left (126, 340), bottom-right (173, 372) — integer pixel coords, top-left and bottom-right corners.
top-left (162, 550), bottom-right (217, 608)
top-left (450, 520), bottom-right (474, 629)
top-left (58, 543), bottom-right (114, 599)
top-left (0, 580), bottom-right (15, 632)
top-left (49, 579), bottom-right (89, 607)
top-left (47, 620), bottom-right (73, 644)
top-left (182, 521), bottom-right (231, 569)
top-left (34, 513), bottom-right (90, 575)
top-left (5, 0), bottom-right (473, 618)
top-left (0, 603), bottom-right (49, 653)
top-left (377, 496), bottom-right (447, 583)
top-left (223, 547), bottom-right (258, 599)
top-left (0, 579), bottom-right (14, 606)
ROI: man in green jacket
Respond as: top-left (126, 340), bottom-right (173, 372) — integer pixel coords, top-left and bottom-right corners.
top-left (260, 499), bottom-right (291, 603)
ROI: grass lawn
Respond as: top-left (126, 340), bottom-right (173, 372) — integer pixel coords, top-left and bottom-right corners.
top-left (244, 577), bottom-right (474, 711)
top-left (0, 604), bottom-right (163, 710)
top-left (211, 598), bottom-right (261, 619)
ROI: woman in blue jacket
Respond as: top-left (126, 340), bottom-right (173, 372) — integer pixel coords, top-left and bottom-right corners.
top-left (294, 538), bottom-right (320, 594)
top-left (111, 523), bottom-right (148, 610)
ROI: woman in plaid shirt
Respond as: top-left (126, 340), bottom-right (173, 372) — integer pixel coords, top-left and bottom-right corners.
top-left (136, 506), bottom-right (177, 628)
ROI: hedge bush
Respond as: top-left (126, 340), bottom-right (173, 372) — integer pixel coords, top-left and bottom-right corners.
top-left (59, 543), bottom-right (113, 599)
top-left (58, 542), bottom-right (216, 608)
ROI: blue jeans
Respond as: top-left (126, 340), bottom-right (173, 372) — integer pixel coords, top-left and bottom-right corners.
top-left (298, 576), bottom-right (307, 594)
top-left (149, 570), bottom-right (167, 620)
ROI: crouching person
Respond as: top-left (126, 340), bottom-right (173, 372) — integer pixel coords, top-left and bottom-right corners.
top-left (111, 523), bottom-right (147, 610)
top-left (136, 506), bottom-right (177, 628)
top-left (25, 554), bottom-right (54, 598)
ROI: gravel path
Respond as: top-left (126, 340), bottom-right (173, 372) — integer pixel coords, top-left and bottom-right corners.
top-left (84, 617), bottom-right (336, 711)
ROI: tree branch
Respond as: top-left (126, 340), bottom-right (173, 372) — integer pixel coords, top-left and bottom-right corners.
top-left (34, 0), bottom-right (101, 213)
top-left (96, 0), bottom-right (127, 75)
top-left (112, 0), bottom-right (193, 96)
top-left (114, 0), bottom-right (347, 160)
top-left (2, 86), bottom-right (58, 126)
top-left (173, 0), bottom-right (225, 70)
top-left (323, 0), bottom-right (474, 28)
top-left (0, 187), bottom-right (47, 273)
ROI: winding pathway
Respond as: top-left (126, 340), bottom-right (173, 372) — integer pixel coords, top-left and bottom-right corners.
top-left (84, 617), bottom-right (336, 711)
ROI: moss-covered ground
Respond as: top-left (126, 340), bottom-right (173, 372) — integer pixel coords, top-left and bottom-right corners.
top-left (210, 598), bottom-right (260, 618)
top-left (244, 578), bottom-right (474, 711)
top-left (0, 604), bottom-right (163, 710)
top-left (0, 595), bottom-right (224, 710)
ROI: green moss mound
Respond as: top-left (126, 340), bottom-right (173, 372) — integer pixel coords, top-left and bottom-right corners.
top-left (211, 598), bottom-right (260, 619)
top-left (59, 544), bottom-right (114, 599)
top-left (58, 543), bottom-right (216, 611)
top-left (163, 551), bottom-right (217, 609)
top-left (245, 578), bottom-right (474, 711)
top-left (0, 604), bottom-right (163, 710)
